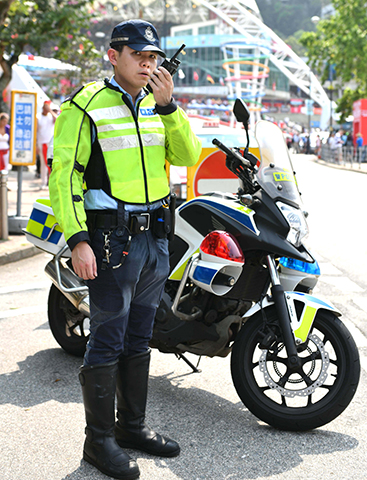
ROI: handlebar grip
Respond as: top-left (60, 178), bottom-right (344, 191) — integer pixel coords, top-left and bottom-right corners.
top-left (212, 138), bottom-right (233, 156)
top-left (213, 138), bottom-right (253, 169)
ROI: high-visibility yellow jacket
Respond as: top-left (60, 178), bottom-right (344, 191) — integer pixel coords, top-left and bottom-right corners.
top-left (49, 81), bottom-right (201, 249)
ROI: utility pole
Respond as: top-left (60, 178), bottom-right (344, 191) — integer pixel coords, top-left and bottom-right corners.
top-left (329, 64), bottom-right (333, 130)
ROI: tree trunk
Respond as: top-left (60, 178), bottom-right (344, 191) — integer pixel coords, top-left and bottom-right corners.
top-left (0, 0), bottom-right (15, 25)
top-left (0, 54), bottom-right (19, 114)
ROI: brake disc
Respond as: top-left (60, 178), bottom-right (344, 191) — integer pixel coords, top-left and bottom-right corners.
top-left (259, 334), bottom-right (330, 397)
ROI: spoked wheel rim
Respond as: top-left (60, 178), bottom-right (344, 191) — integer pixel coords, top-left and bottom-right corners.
top-left (231, 306), bottom-right (360, 430)
top-left (246, 314), bottom-right (345, 412)
top-left (64, 306), bottom-right (90, 340)
top-left (48, 284), bottom-right (89, 357)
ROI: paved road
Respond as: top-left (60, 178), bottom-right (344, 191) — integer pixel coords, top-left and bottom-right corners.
top-left (1, 257), bottom-right (367, 480)
top-left (1, 156), bottom-right (367, 480)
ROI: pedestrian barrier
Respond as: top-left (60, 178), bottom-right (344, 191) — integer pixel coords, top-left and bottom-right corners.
top-left (320, 144), bottom-right (367, 168)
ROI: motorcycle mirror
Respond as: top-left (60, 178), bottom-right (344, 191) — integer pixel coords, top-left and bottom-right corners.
top-left (233, 99), bottom-right (250, 156)
top-left (233, 99), bottom-right (250, 127)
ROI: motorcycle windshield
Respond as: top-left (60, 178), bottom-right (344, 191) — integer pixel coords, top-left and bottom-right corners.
top-left (255, 120), bottom-right (301, 206)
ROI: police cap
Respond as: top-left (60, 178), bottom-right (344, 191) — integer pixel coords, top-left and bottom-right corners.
top-left (110, 19), bottom-right (166, 58)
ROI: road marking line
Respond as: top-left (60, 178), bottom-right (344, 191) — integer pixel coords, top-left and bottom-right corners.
top-left (342, 317), bottom-right (367, 348)
top-left (318, 262), bottom-right (343, 275)
top-left (319, 276), bottom-right (365, 293)
top-left (360, 356), bottom-right (367, 375)
top-left (0, 282), bottom-right (50, 295)
top-left (352, 297), bottom-right (367, 313)
top-left (0, 305), bottom-right (47, 319)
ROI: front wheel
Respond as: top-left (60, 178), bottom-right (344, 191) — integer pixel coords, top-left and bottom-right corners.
top-left (48, 284), bottom-right (89, 357)
top-left (231, 307), bottom-right (360, 430)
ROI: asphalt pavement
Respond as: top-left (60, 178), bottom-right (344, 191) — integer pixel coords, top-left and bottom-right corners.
top-left (1, 155), bottom-right (367, 266)
top-left (1, 158), bottom-right (367, 480)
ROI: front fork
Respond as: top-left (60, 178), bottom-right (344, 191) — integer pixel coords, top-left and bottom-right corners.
top-left (265, 255), bottom-right (302, 369)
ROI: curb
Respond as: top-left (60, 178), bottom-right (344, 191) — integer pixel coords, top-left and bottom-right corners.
top-left (314, 157), bottom-right (367, 174)
top-left (0, 244), bottom-right (42, 267)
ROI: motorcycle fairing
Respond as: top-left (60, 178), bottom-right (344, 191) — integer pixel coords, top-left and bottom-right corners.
top-left (242, 291), bottom-right (341, 344)
top-left (179, 196), bottom-right (260, 236)
top-left (169, 195), bottom-right (258, 282)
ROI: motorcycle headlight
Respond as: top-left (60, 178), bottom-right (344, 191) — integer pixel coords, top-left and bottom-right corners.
top-left (276, 201), bottom-right (309, 247)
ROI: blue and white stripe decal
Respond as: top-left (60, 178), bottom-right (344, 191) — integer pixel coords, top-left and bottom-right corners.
top-left (192, 265), bottom-right (216, 285)
top-left (290, 291), bottom-right (335, 308)
top-left (181, 198), bottom-right (259, 235)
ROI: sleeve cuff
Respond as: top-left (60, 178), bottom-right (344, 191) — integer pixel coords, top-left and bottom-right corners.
top-left (155, 99), bottom-right (177, 115)
top-left (67, 231), bottom-right (91, 251)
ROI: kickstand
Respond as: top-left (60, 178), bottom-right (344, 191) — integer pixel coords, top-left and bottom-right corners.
top-left (175, 353), bottom-right (202, 373)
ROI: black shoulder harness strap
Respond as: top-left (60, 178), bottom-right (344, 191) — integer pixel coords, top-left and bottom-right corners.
top-left (64, 84), bottom-right (85, 103)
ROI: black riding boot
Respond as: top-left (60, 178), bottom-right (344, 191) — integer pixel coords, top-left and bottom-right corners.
top-left (115, 349), bottom-right (180, 457)
top-left (79, 362), bottom-right (140, 479)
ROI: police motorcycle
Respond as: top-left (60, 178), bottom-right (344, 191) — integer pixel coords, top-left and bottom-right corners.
top-left (24, 99), bottom-right (360, 432)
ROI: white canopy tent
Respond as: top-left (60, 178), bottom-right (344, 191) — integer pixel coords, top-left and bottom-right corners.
top-left (8, 64), bottom-right (51, 113)
top-left (3, 55), bottom-right (79, 113)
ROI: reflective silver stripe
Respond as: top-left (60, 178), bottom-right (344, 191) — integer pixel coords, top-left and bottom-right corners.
top-left (99, 133), bottom-right (165, 152)
top-left (139, 121), bottom-right (165, 130)
top-left (99, 135), bottom-right (139, 152)
top-left (88, 105), bottom-right (131, 122)
top-left (97, 122), bottom-right (136, 133)
top-left (142, 133), bottom-right (165, 147)
top-left (111, 36), bottom-right (129, 43)
top-left (97, 121), bottom-right (164, 133)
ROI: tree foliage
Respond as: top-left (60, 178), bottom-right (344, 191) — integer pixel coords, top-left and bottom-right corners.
top-left (300, 0), bottom-right (367, 122)
top-left (0, 0), bottom-right (101, 111)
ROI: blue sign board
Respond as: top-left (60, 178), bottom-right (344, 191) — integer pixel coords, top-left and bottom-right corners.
top-left (10, 91), bottom-right (37, 166)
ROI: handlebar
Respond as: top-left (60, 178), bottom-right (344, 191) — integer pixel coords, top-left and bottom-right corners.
top-left (212, 138), bottom-right (254, 170)
top-left (212, 138), bottom-right (260, 195)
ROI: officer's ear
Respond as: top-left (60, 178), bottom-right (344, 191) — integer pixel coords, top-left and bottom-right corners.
top-left (107, 48), bottom-right (119, 67)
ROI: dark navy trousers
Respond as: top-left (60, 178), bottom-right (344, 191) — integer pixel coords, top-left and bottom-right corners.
top-left (84, 227), bottom-right (170, 366)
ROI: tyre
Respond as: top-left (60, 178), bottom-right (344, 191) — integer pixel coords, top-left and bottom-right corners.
top-left (231, 307), bottom-right (360, 430)
top-left (48, 284), bottom-right (89, 357)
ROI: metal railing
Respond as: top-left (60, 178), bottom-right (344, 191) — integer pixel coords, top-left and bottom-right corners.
top-left (320, 144), bottom-right (367, 168)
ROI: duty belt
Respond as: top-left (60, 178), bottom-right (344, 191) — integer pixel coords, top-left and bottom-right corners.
top-left (86, 210), bottom-right (151, 234)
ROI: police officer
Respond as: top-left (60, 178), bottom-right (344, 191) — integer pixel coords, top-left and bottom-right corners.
top-left (49, 19), bottom-right (201, 480)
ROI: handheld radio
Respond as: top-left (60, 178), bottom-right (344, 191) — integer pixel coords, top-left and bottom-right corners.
top-left (146, 44), bottom-right (186, 93)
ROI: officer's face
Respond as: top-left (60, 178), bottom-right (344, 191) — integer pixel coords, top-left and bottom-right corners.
top-left (108, 45), bottom-right (158, 97)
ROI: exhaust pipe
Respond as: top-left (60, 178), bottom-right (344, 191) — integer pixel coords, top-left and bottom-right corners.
top-left (45, 259), bottom-right (90, 316)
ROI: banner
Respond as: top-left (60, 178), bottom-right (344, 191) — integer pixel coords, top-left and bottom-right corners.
top-left (10, 90), bottom-right (37, 166)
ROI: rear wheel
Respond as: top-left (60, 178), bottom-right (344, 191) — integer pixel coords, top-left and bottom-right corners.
top-left (231, 307), bottom-right (360, 430)
top-left (48, 284), bottom-right (89, 357)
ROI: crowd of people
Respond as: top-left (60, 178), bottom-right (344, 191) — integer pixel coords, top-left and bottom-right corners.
top-left (282, 125), bottom-right (366, 165)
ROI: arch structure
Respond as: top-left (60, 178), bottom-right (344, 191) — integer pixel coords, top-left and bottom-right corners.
top-left (196, 0), bottom-right (331, 129)
top-left (221, 42), bottom-right (271, 124)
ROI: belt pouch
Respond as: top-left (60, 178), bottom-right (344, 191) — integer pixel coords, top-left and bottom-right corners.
top-left (153, 207), bottom-right (171, 239)
top-left (130, 213), bottom-right (149, 234)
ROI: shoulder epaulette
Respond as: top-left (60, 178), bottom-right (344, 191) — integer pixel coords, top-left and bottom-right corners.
top-left (63, 84), bottom-right (85, 104)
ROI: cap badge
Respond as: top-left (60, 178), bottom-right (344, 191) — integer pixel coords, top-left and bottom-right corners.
top-left (144, 26), bottom-right (155, 42)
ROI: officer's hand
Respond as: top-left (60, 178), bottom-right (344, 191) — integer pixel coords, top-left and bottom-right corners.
top-left (148, 66), bottom-right (174, 107)
top-left (71, 241), bottom-right (97, 280)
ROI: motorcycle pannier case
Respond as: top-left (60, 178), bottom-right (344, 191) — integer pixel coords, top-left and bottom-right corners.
top-left (24, 198), bottom-right (67, 255)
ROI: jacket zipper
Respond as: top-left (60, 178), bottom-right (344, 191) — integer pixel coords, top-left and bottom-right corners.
top-left (122, 93), bottom-right (150, 204)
